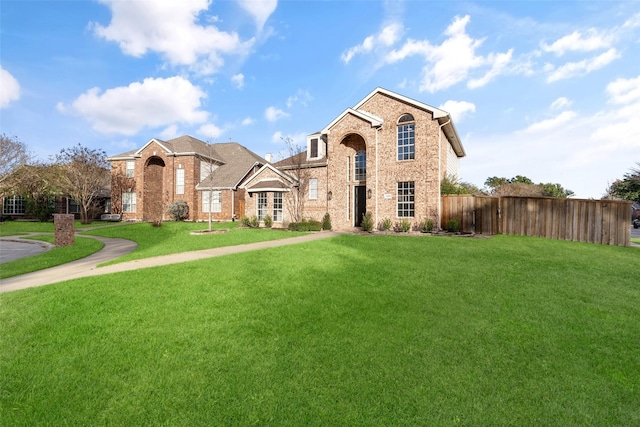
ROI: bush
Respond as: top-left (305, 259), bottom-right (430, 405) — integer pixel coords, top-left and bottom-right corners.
top-left (288, 219), bottom-right (323, 231)
top-left (361, 211), bottom-right (374, 232)
top-left (394, 218), bottom-right (412, 232)
top-left (167, 200), bottom-right (189, 221)
top-left (241, 216), bottom-right (250, 227)
top-left (322, 212), bottom-right (332, 230)
top-left (418, 219), bottom-right (434, 233)
top-left (379, 218), bottom-right (392, 231)
top-left (249, 215), bottom-right (259, 228)
top-left (263, 214), bottom-right (273, 228)
top-left (446, 218), bottom-right (460, 233)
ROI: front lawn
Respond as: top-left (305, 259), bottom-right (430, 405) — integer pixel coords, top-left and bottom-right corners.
top-left (1, 235), bottom-right (638, 425)
top-left (81, 221), bottom-right (306, 265)
top-left (0, 235), bottom-right (104, 279)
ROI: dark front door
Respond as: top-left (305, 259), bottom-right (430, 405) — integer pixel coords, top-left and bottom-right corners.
top-left (354, 186), bottom-right (366, 227)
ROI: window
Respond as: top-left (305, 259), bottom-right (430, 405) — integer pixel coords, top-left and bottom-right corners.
top-left (354, 150), bottom-right (366, 181)
top-left (257, 192), bottom-right (267, 220)
top-left (2, 195), bottom-right (25, 215)
top-left (202, 191), bottom-right (221, 213)
top-left (125, 160), bottom-right (135, 178)
top-left (397, 114), bottom-right (415, 161)
top-left (310, 138), bottom-right (318, 158)
top-left (397, 181), bottom-right (415, 217)
top-left (309, 178), bottom-right (318, 199)
top-left (176, 169), bottom-right (185, 195)
top-left (68, 199), bottom-right (80, 214)
top-left (122, 192), bottom-right (137, 213)
top-left (273, 192), bottom-right (283, 222)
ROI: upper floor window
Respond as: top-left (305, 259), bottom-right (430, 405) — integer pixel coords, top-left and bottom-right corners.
top-left (309, 178), bottom-right (318, 199)
top-left (310, 138), bottom-right (318, 158)
top-left (2, 195), bottom-right (25, 215)
top-left (397, 114), bottom-right (415, 161)
top-left (354, 150), bottom-right (366, 181)
top-left (176, 169), bottom-right (185, 195)
top-left (125, 160), bottom-right (135, 178)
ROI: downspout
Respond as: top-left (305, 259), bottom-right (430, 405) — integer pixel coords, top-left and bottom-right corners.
top-left (437, 118), bottom-right (451, 230)
top-left (375, 125), bottom-right (380, 225)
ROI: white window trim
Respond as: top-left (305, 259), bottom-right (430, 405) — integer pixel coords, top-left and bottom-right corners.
top-left (202, 191), bottom-right (222, 213)
top-left (309, 178), bottom-right (318, 200)
top-left (176, 168), bottom-right (185, 195)
top-left (125, 160), bottom-right (135, 178)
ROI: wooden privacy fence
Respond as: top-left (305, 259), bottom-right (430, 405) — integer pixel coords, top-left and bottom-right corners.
top-left (441, 195), bottom-right (632, 247)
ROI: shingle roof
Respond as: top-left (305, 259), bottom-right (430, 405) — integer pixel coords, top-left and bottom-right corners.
top-left (273, 151), bottom-right (327, 170)
top-left (196, 142), bottom-right (266, 190)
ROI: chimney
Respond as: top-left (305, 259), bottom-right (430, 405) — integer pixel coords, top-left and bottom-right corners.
top-left (265, 153), bottom-right (272, 163)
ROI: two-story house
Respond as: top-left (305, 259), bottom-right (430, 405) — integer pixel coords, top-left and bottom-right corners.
top-left (244, 87), bottom-right (466, 230)
top-left (108, 135), bottom-right (265, 222)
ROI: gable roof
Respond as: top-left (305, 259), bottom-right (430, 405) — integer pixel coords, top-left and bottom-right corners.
top-left (108, 135), bottom-right (224, 162)
top-left (323, 87), bottom-right (465, 158)
top-left (241, 163), bottom-right (297, 193)
top-left (196, 142), bottom-right (266, 190)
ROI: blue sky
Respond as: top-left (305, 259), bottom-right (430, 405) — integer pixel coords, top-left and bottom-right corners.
top-left (1, 0), bottom-right (639, 199)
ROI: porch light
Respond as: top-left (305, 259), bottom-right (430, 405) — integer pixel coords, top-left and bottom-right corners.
top-left (367, 189), bottom-right (372, 199)
top-left (327, 191), bottom-right (332, 201)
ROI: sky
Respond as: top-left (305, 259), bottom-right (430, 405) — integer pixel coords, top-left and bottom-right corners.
top-left (1, 0), bottom-right (639, 199)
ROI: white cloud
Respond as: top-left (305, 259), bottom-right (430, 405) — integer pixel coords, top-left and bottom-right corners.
top-left (231, 73), bottom-right (245, 89)
top-left (385, 15), bottom-right (512, 93)
top-left (160, 124), bottom-right (179, 140)
top-left (271, 130), bottom-right (284, 143)
top-left (523, 110), bottom-right (577, 133)
top-left (606, 75), bottom-right (640, 105)
top-left (265, 106), bottom-right (289, 122)
top-left (550, 97), bottom-right (572, 110)
top-left (92, 0), bottom-right (253, 74)
top-left (237, 0), bottom-right (277, 31)
top-left (541, 29), bottom-right (612, 56)
top-left (546, 48), bottom-right (620, 83)
top-left (439, 100), bottom-right (476, 123)
top-left (341, 22), bottom-right (403, 63)
top-left (198, 123), bottom-right (224, 139)
top-left (286, 89), bottom-right (314, 108)
top-left (59, 76), bottom-right (209, 135)
top-left (241, 117), bottom-right (255, 126)
top-left (0, 67), bottom-right (20, 108)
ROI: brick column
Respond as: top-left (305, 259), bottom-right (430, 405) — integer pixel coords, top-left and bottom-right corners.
top-left (54, 214), bottom-right (75, 247)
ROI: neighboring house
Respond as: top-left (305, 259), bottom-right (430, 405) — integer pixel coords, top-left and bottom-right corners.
top-left (632, 202), bottom-right (640, 220)
top-left (245, 87), bottom-right (466, 230)
top-left (1, 195), bottom-right (109, 221)
top-left (107, 135), bottom-right (265, 222)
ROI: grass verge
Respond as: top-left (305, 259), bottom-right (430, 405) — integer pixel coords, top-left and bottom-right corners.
top-left (82, 221), bottom-right (306, 265)
top-left (0, 235), bottom-right (104, 279)
top-left (1, 234), bottom-right (638, 425)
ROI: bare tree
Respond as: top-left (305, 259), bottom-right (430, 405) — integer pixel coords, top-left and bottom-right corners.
top-left (53, 144), bottom-right (110, 224)
top-left (278, 137), bottom-right (309, 223)
top-left (201, 141), bottom-right (221, 232)
top-left (0, 134), bottom-right (31, 197)
top-left (110, 168), bottom-right (135, 215)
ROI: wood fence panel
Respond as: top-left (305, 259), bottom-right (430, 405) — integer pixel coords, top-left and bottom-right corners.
top-left (440, 195), bottom-right (632, 246)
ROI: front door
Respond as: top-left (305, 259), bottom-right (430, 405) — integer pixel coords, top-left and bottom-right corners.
top-left (354, 186), bottom-right (366, 227)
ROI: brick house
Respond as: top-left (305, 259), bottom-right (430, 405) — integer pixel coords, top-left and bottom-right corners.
top-left (107, 135), bottom-right (265, 222)
top-left (244, 87), bottom-right (466, 229)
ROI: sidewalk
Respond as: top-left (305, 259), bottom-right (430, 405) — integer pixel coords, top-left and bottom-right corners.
top-left (0, 232), bottom-right (340, 293)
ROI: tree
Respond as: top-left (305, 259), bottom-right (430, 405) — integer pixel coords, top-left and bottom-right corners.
top-left (200, 141), bottom-right (222, 232)
top-left (0, 134), bottom-right (31, 197)
top-left (278, 137), bottom-right (309, 223)
top-left (441, 174), bottom-right (481, 195)
top-left (608, 162), bottom-right (640, 203)
top-left (484, 175), bottom-right (573, 198)
top-left (53, 144), bottom-right (110, 224)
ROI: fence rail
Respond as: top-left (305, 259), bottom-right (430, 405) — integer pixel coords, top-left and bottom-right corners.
top-left (442, 195), bottom-right (632, 247)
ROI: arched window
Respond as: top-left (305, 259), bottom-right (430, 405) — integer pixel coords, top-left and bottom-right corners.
top-left (397, 114), bottom-right (415, 161)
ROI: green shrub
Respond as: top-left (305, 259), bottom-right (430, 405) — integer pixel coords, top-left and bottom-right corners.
top-left (241, 216), bottom-right (250, 227)
top-left (167, 200), bottom-right (189, 221)
top-left (263, 214), bottom-right (273, 228)
top-left (361, 211), bottom-right (374, 232)
top-left (419, 219), bottom-right (434, 233)
top-left (394, 218), bottom-right (412, 232)
top-left (287, 219), bottom-right (322, 231)
top-left (379, 218), bottom-right (392, 231)
top-left (249, 215), bottom-right (259, 228)
top-left (322, 212), bottom-right (332, 230)
top-left (446, 218), bottom-right (460, 233)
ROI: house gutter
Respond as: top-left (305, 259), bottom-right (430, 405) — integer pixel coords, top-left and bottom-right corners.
top-left (437, 118), bottom-right (451, 230)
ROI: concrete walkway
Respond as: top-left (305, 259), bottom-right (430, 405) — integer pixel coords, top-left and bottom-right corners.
top-left (0, 232), bottom-right (340, 294)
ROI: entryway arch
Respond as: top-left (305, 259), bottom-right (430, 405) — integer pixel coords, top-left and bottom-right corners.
top-left (143, 156), bottom-right (165, 221)
top-left (340, 133), bottom-right (367, 227)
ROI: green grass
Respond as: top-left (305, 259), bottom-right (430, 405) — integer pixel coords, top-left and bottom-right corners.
top-left (0, 220), bottom-right (119, 237)
top-left (0, 235), bottom-right (104, 279)
top-left (1, 234), bottom-right (639, 425)
top-left (81, 221), bottom-right (306, 265)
